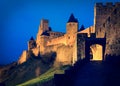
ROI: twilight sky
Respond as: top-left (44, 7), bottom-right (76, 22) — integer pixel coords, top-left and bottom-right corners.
top-left (0, 0), bottom-right (119, 65)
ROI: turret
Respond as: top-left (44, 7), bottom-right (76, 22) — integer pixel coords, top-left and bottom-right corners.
top-left (66, 13), bottom-right (78, 34)
top-left (36, 19), bottom-right (49, 47)
top-left (94, 2), bottom-right (115, 38)
top-left (40, 19), bottom-right (49, 32)
top-left (66, 14), bottom-right (78, 46)
top-left (28, 37), bottom-right (36, 50)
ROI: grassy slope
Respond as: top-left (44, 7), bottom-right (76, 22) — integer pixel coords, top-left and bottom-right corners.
top-left (17, 65), bottom-right (69, 86)
top-left (1, 58), bottom-right (51, 86)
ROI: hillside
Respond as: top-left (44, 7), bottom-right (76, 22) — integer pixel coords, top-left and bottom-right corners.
top-left (17, 65), bottom-right (70, 86)
top-left (1, 54), bottom-right (120, 86)
top-left (0, 51), bottom-right (56, 86)
top-left (53, 55), bottom-right (120, 86)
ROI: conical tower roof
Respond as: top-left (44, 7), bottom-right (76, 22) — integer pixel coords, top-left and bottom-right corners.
top-left (67, 13), bottom-right (78, 23)
top-left (30, 36), bottom-right (34, 40)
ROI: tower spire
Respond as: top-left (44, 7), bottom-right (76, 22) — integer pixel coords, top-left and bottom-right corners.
top-left (67, 13), bottom-right (78, 23)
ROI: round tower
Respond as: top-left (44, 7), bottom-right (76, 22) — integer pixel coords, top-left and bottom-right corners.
top-left (66, 13), bottom-right (78, 46)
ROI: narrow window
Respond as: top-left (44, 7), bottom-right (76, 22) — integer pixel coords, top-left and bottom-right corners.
top-left (114, 9), bottom-right (117, 14)
top-left (103, 23), bottom-right (105, 27)
top-left (108, 17), bottom-right (110, 23)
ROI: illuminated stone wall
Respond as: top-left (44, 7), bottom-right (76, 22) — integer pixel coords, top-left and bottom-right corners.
top-left (90, 44), bottom-right (103, 61)
top-left (46, 35), bottom-right (66, 46)
top-left (94, 2), bottom-right (120, 57)
top-left (54, 45), bottom-right (73, 66)
top-left (18, 2), bottom-right (120, 64)
top-left (78, 26), bottom-right (95, 37)
top-left (66, 22), bottom-right (78, 46)
top-left (94, 2), bottom-right (115, 38)
top-left (18, 50), bottom-right (27, 64)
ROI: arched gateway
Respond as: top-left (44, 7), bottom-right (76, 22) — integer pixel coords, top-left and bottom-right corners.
top-left (85, 38), bottom-right (106, 61)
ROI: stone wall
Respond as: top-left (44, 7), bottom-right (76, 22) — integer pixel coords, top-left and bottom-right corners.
top-left (39, 36), bottom-right (50, 54)
top-left (28, 40), bottom-right (36, 50)
top-left (54, 45), bottom-right (73, 66)
top-left (46, 36), bottom-right (66, 46)
top-left (93, 2), bottom-right (120, 56)
top-left (104, 4), bottom-right (120, 56)
top-left (32, 48), bottom-right (39, 56)
top-left (78, 26), bottom-right (95, 37)
top-left (66, 22), bottom-right (78, 46)
top-left (48, 31), bottom-right (64, 38)
top-left (18, 2), bottom-right (120, 65)
top-left (18, 50), bottom-right (27, 64)
top-left (43, 44), bottom-right (63, 54)
top-left (94, 2), bottom-right (115, 38)
top-left (77, 33), bottom-right (87, 60)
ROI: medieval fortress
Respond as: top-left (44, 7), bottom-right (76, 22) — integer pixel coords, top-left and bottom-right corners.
top-left (18, 2), bottom-right (120, 65)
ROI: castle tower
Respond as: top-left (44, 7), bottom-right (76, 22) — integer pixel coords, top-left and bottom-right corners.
top-left (38, 19), bottom-right (49, 34)
top-left (94, 2), bottom-right (114, 38)
top-left (66, 14), bottom-right (78, 34)
top-left (36, 19), bottom-right (49, 47)
top-left (66, 13), bottom-right (78, 46)
top-left (28, 37), bottom-right (36, 50)
top-left (66, 14), bottom-right (78, 64)
top-left (104, 2), bottom-right (120, 56)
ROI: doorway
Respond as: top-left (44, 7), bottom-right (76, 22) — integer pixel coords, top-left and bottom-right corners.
top-left (90, 44), bottom-right (103, 61)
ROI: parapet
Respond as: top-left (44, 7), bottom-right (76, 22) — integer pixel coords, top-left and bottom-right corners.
top-left (95, 2), bottom-right (115, 7)
top-left (41, 19), bottom-right (49, 23)
top-left (95, 3), bottom-right (103, 7)
top-left (106, 2), bottom-right (113, 7)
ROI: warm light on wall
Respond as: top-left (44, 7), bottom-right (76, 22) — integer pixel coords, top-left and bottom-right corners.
top-left (90, 44), bottom-right (103, 61)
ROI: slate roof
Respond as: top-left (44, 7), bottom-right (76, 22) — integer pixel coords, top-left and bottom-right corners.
top-left (41, 31), bottom-right (50, 36)
top-left (30, 36), bottom-right (34, 40)
top-left (68, 13), bottom-right (78, 23)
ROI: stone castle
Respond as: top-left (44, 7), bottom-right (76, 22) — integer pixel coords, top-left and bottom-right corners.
top-left (18, 2), bottom-right (120, 65)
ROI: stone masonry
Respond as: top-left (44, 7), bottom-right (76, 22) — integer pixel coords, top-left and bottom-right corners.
top-left (18, 2), bottom-right (120, 65)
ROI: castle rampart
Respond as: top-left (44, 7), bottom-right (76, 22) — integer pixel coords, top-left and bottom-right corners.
top-left (78, 26), bottom-right (95, 37)
top-left (48, 31), bottom-right (64, 38)
top-left (18, 2), bottom-right (120, 65)
top-left (105, 10), bottom-right (120, 55)
top-left (95, 2), bottom-right (120, 7)
top-left (46, 35), bottom-right (66, 46)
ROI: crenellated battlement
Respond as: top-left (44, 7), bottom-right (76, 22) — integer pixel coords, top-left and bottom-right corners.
top-left (18, 2), bottom-right (120, 65)
top-left (96, 2), bottom-right (114, 7)
top-left (96, 2), bottom-right (120, 7)
top-left (106, 2), bottom-right (113, 7)
top-left (95, 3), bottom-right (104, 7)
top-left (46, 35), bottom-right (66, 46)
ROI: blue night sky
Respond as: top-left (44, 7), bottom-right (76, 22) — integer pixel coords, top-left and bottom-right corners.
top-left (0, 0), bottom-right (119, 65)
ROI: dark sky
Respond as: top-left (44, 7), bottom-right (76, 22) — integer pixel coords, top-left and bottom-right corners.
top-left (0, 0), bottom-right (119, 65)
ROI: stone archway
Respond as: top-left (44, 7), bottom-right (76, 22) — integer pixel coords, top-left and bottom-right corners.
top-left (84, 38), bottom-right (106, 61)
top-left (90, 44), bottom-right (103, 61)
